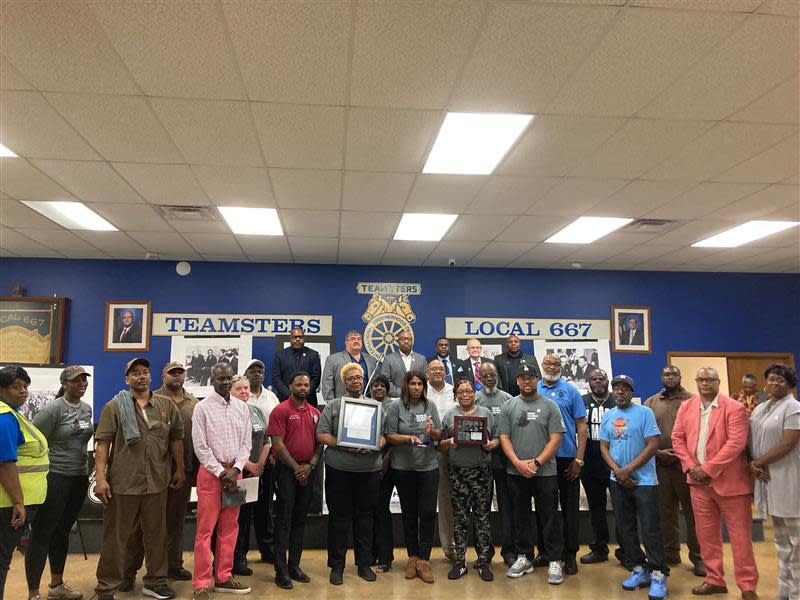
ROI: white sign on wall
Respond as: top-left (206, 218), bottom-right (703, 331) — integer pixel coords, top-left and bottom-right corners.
top-left (153, 313), bottom-right (332, 337)
top-left (446, 317), bottom-right (610, 340)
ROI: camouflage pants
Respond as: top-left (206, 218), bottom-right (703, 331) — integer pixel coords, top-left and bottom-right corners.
top-left (448, 464), bottom-right (493, 565)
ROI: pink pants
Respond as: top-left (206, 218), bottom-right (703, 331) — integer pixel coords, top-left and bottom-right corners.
top-left (193, 466), bottom-right (242, 589)
top-left (690, 485), bottom-right (758, 593)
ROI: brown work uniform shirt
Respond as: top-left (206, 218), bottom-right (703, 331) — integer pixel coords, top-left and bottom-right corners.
top-left (95, 391), bottom-right (184, 495)
top-left (154, 385), bottom-right (198, 477)
top-left (644, 386), bottom-right (693, 452)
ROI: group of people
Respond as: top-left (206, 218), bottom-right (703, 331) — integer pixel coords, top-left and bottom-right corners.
top-left (0, 328), bottom-right (797, 600)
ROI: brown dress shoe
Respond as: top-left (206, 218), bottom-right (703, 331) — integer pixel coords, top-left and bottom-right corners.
top-left (741, 592), bottom-right (759, 600)
top-left (405, 556), bottom-right (418, 579)
top-left (692, 582), bottom-right (729, 595)
top-left (416, 559), bottom-right (434, 583)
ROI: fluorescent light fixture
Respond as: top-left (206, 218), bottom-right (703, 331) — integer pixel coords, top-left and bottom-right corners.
top-left (692, 220), bottom-right (799, 248)
top-left (0, 144), bottom-right (18, 157)
top-left (219, 206), bottom-right (283, 235)
top-left (21, 201), bottom-right (117, 231)
top-left (423, 112), bottom-right (534, 175)
top-left (394, 213), bottom-right (457, 241)
top-left (545, 216), bottom-right (633, 244)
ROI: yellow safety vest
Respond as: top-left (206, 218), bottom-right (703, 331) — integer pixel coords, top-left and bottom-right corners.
top-left (0, 402), bottom-right (49, 507)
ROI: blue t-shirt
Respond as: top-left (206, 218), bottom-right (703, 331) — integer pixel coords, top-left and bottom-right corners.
top-left (599, 404), bottom-right (660, 486)
top-left (0, 412), bottom-right (24, 462)
top-left (538, 379), bottom-right (586, 458)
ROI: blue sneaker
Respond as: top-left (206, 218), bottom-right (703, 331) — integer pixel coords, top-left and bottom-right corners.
top-left (648, 570), bottom-right (668, 600)
top-left (622, 566), bottom-right (651, 590)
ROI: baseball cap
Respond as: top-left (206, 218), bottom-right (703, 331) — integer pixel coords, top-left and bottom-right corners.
top-left (518, 363), bottom-right (539, 377)
top-left (60, 365), bottom-right (90, 383)
top-left (611, 374), bottom-right (635, 390)
top-left (162, 361), bottom-right (186, 374)
top-left (125, 357), bottom-right (150, 375)
top-left (244, 359), bottom-right (265, 371)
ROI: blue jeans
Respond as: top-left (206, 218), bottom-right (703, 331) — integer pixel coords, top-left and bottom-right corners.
top-left (610, 482), bottom-right (668, 573)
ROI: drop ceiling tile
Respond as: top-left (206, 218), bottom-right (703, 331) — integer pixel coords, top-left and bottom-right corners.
top-left (529, 177), bottom-right (629, 216)
top-left (548, 9), bottom-right (744, 116)
top-left (16, 227), bottom-right (108, 258)
top-left (1, 91), bottom-right (100, 160)
top-left (638, 246), bottom-right (727, 267)
top-left (124, 232), bottom-right (199, 256)
top-left (451, 3), bottom-right (618, 112)
top-left (270, 169), bottom-right (341, 210)
top-left (168, 218), bottom-right (229, 234)
top-left (182, 233), bottom-right (242, 255)
top-left (72, 231), bottom-right (147, 258)
top-left (424, 241), bottom-right (484, 267)
top-left (381, 240), bottom-right (436, 266)
top-left (340, 211), bottom-right (401, 240)
top-left (91, 1), bottom-right (245, 99)
top-left (150, 99), bottom-right (263, 167)
top-left (0, 197), bottom-right (65, 229)
top-left (592, 262), bottom-right (639, 271)
top-left (251, 103), bottom-right (345, 170)
top-left (351, 1), bottom-right (483, 108)
top-left (561, 244), bottom-right (638, 263)
top-left (716, 185), bottom-right (799, 220)
top-left (601, 230), bottom-right (672, 246)
top-left (498, 116), bottom-right (625, 177)
top-left (113, 164), bottom-right (211, 205)
top-left (338, 239), bottom-right (389, 265)
top-left (649, 220), bottom-right (732, 246)
top-left (496, 215), bottom-right (573, 243)
top-left (572, 118), bottom-right (713, 179)
top-left (443, 215), bottom-right (514, 242)
top-left (467, 176), bottom-right (560, 215)
top-left (0, 248), bottom-right (18, 257)
top-left (509, 243), bottom-right (578, 268)
top-left (342, 172), bottom-right (416, 212)
top-left (346, 108), bottom-right (442, 172)
top-left (294, 256), bottom-right (337, 265)
top-left (629, 0), bottom-right (762, 12)
top-left (468, 241), bottom-right (532, 266)
top-left (203, 253), bottom-right (248, 262)
top-left (767, 198), bottom-right (800, 220)
top-left (280, 210), bottom-right (340, 237)
top-left (729, 76), bottom-right (799, 124)
top-left (0, 1), bottom-right (139, 94)
top-left (603, 244), bottom-right (680, 264)
top-left (0, 159), bottom-right (76, 201)
top-left (0, 57), bottom-right (34, 90)
top-left (593, 180), bottom-right (694, 217)
top-left (644, 182), bottom-right (767, 219)
top-left (678, 245), bottom-right (777, 266)
top-left (782, 174), bottom-right (799, 185)
top-left (640, 15), bottom-right (799, 120)
top-left (31, 160), bottom-right (144, 204)
top-left (87, 203), bottom-right (172, 232)
top-left (237, 235), bottom-right (292, 260)
top-left (404, 174), bottom-right (487, 213)
top-left (757, 0), bottom-right (800, 17)
top-left (645, 122), bottom-right (797, 181)
top-left (46, 93), bottom-right (183, 163)
top-left (191, 166), bottom-right (274, 206)
top-left (287, 236), bottom-right (338, 258)
top-left (222, 0), bottom-right (350, 104)
top-left (0, 228), bottom-right (63, 257)
top-left (713, 134), bottom-right (799, 184)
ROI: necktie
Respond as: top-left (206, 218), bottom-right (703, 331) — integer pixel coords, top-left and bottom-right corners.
top-left (474, 361), bottom-right (481, 384)
top-left (443, 358), bottom-right (453, 385)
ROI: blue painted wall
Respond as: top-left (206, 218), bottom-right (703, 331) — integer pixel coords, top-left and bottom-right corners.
top-left (2, 257), bottom-right (798, 418)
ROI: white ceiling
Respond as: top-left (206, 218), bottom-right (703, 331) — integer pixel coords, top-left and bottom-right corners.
top-left (0, 0), bottom-right (798, 273)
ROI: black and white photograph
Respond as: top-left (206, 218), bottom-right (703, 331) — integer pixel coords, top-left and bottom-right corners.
top-left (170, 335), bottom-right (252, 398)
top-left (453, 414), bottom-right (487, 446)
top-left (533, 340), bottom-right (613, 395)
top-left (612, 305), bottom-right (652, 354)
top-left (451, 338), bottom-right (505, 362)
top-left (104, 300), bottom-right (151, 352)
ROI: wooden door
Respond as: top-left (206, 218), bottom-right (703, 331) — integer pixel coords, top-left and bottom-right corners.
top-left (727, 353), bottom-right (796, 397)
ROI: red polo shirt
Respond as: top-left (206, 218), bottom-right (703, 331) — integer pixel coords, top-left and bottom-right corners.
top-left (267, 397), bottom-right (320, 463)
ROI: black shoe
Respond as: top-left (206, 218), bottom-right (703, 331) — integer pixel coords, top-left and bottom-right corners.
top-left (532, 554), bottom-right (548, 568)
top-left (142, 583), bottom-right (176, 599)
top-left (580, 550), bottom-right (609, 564)
top-left (614, 547), bottom-right (636, 570)
top-left (502, 553), bottom-right (517, 568)
top-left (691, 560), bottom-right (707, 577)
top-left (118, 578), bottom-right (134, 592)
top-left (329, 568), bottom-right (344, 585)
top-left (168, 566), bottom-right (192, 580)
top-left (564, 556), bottom-right (578, 575)
top-left (357, 566), bottom-right (377, 581)
top-left (665, 554), bottom-right (681, 566)
top-left (289, 566), bottom-right (310, 583)
top-left (275, 571), bottom-right (293, 589)
top-left (261, 551), bottom-right (276, 564)
top-left (448, 561), bottom-right (468, 580)
top-left (232, 561), bottom-right (253, 576)
top-left (477, 564), bottom-right (494, 581)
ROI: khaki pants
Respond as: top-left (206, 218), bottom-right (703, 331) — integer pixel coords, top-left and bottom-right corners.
top-left (95, 491), bottom-right (168, 596)
top-left (656, 463), bottom-right (702, 563)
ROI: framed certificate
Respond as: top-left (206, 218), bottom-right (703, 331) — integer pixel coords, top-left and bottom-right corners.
top-left (336, 397), bottom-right (382, 451)
top-left (453, 414), bottom-right (487, 446)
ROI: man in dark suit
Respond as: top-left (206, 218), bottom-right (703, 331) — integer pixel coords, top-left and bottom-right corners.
top-left (271, 327), bottom-right (322, 405)
top-left (453, 338), bottom-right (494, 391)
top-left (383, 329), bottom-right (427, 397)
top-left (494, 334), bottom-right (541, 396)
top-left (428, 336), bottom-right (456, 386)
top-left (624, 317), bottom-right (644, 346)
top-left (113, 309), bottom-right (142, 344)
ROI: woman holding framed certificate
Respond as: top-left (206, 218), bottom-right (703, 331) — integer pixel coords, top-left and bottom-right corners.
top-left (384, 370), bottom-right (443, 584)
top-left (439, 379), bottom-right (499, 582)
top-left (316, 363), bottom-right (385, 586)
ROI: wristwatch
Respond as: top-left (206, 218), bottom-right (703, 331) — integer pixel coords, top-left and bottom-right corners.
top-left (533, 458), bottom-right (542, 468)
top-left (574, 458), bottom-right (585, 467)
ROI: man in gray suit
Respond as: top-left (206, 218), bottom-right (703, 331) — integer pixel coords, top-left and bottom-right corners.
top-left (321, 330), bottom-right (378, 402)
top-left (383, 329), bottom-right (427, 397)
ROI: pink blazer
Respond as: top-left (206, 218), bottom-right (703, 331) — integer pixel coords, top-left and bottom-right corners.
top-left (671, 394), bottom-right (753, 497)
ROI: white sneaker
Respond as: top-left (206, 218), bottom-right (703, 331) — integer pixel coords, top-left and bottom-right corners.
top-left (506, 555), bottom-right (534, 578)
top-left (548, 561), bottom-right (564, 585)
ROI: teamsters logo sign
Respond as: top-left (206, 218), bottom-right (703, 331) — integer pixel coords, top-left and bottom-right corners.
top-left (357, 282), bottom-right (421, 359)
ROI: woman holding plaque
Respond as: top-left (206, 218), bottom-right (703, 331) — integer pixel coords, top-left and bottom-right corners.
top-left (438, 379), bottom-right (499, 582)
top-left (316, 363), bottom-right (384, 586)
top-left (384, 370), bottom-right (443, 584)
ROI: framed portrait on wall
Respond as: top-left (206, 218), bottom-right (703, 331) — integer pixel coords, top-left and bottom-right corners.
top-left (0, 296), bottom-right (69, 364)
top-left (611, 305), bottom-right (651, 354)
top-left (104, 301), bottom-right (151, 352)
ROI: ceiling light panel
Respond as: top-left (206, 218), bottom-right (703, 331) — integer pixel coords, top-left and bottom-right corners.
top-left (692, 220), bottom-right (799, 248)
top-left (545, 216), bottom-right (633, 244)
top-left (21, 201), bottom-right (117, 231)
top-left (0, 144), bottom-right (18, 157)
top-left (219, 206), bottom-right (283, 235)
top-left (394, 213), bottom-right (458, 241)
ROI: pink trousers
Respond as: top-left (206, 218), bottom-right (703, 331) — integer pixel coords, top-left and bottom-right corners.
top-left (192, 466), bottom-right (242, 589)
top-left (690, 485), bottom-right (758, 593)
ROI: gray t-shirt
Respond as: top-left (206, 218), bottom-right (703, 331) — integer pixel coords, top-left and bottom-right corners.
top-left (32, 397), bottom-right (93, 476)
top-left (317, 398), bottom-right (383, 472)
top-left (246, 404), bottom-right (267, 464)
top-left (441, 405), bottom-right (496, 468)
top-left (498, 394), bottom-right (565, 477)
top-left (384, 399), bottom-right (441, 472)
top-left (476, 387), bottom-right (513, 469)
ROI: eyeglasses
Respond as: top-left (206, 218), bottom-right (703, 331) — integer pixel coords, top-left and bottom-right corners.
top-left (456, 390), bottom-right (474, 397)
top-left (345, 375), bottom-right (364, 381)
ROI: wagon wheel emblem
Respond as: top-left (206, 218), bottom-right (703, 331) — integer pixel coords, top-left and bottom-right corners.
top-left (363, 314), bottom-right (413, 359)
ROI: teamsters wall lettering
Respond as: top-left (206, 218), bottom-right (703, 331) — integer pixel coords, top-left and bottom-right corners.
top-left (152, 313), bottom-right (333, 337)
